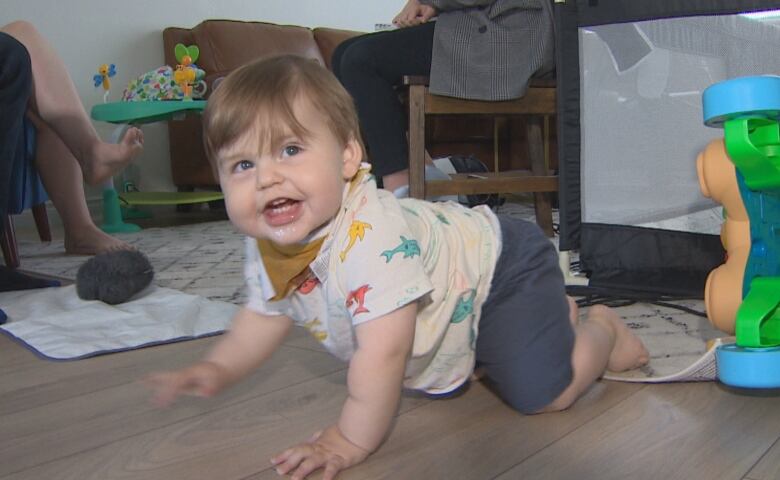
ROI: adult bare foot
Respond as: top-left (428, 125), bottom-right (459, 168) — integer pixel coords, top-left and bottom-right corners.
top-left (589, 305), bottom-right (649, 372)
top-left (81, 127), bottom-right (144, 185)
top-left (64, 224), bottom-right (134, 255)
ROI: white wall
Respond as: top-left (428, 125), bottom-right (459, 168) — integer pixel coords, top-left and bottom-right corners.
top-left (2, 0), bottom-right (401, 198)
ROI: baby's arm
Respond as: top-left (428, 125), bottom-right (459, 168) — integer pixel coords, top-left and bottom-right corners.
top-left (340, 302), bottom-right (417, 450)
top-left (272, 302), bottom-right (417, 479)
top-left (145, 307), bottom-right (292, 406)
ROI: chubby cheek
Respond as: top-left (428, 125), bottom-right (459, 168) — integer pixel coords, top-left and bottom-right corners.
top-left (222, 186), bottom-right (258, 232)
top-left (312, 179), bottom-right (346, 219)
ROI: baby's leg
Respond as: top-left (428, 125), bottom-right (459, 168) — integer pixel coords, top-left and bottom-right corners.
top-left (539, 304), bottom-right (648, 412)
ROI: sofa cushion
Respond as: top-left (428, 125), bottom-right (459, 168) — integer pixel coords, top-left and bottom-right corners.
top-left (192, 20), bottom-right (324, 75)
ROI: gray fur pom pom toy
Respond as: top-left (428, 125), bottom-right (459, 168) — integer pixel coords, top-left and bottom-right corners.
top-left (76, 250), bottom-right (154, 305)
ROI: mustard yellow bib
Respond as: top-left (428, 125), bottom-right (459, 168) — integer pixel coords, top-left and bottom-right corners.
top-left (257, 237), bottom-right (325, 301)
top-left (256, 167), bottom-right (369, 301)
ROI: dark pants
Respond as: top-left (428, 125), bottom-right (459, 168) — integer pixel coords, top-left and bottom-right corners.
top-left (476, 216), bottom-right (575, 413)
top-left (331, 23), bottom-right (435, 182)
top-left (0, 32), bottom-right (33, 232)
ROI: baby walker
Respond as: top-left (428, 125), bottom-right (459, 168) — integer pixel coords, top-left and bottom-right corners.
top-left (697, 75), bottom-right (780, 388)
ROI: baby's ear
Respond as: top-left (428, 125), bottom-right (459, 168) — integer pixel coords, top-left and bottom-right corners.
top-left (341, 136), bottom-right (363, 180)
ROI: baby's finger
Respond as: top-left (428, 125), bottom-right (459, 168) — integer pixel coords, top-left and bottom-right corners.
top-left (289, 457), bottom-right (325, 480)
top-left (321, 457), bottom-right (346, 480)
top-left (272, 446), bottom-right (307, 476)
top-left (152, 383), bottom-right (182, 407)
top-left (145, 373), bottom-right (187, 407)
top-left (270, 447), bottom-right (292, 466)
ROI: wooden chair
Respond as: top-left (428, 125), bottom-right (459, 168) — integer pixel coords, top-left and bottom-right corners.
top-left (406, 76), bottom-right (558, 236)
top-left (1, 205), bottom-right (50, 269)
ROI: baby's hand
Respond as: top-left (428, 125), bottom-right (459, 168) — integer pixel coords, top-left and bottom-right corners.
top-left (143, 361), bottom-right (229, 407)
top-left (271, 425), bottom-right (370, 480)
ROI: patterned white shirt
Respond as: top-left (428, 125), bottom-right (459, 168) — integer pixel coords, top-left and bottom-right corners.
top-left (244, 165), bottom-right (501, 394)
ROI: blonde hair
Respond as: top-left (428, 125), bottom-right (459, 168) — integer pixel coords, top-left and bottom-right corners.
top-left (203, 55), bottom-right (366, 172)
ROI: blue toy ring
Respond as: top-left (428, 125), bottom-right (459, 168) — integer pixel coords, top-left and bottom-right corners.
top-left (703, 76), bottom-right (780, 127)
top-left (716, 343), bottom-right (780, 388)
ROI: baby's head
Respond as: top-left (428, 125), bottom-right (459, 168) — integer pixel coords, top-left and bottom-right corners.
top-left (203, 55), bottom-right (366, 244)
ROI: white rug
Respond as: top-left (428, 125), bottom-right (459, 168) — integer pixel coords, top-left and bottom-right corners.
top-left (18, 220), bottom-right (249, 304)
top-left (599, 300), bottom-right (724, 382)
top-left (0, 284), bottom-right (237, 360)
top-left (11, 205), bottom-right (728, 380)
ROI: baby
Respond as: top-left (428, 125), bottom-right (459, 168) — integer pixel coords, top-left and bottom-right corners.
top-left (145, 55), bottom-right (648, 480)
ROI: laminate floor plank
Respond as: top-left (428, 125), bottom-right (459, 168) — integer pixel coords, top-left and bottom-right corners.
top-left (245, 380), bottom-right (643, 480)
top-left (1, 343), bottom-right (345, 477)
top-left (496, 383), bottom-right (780, 480)
top-left (745, 432), bottom-right (780, 480)
top-left (1, 366), bottom-right (428, 480)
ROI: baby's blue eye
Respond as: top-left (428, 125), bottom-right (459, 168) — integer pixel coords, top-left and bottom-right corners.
top-left (233, 160), bottom-right (253, 172)
top-left (283, 145), bottom-right (301, 157)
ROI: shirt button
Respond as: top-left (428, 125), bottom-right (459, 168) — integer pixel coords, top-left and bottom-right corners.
top-left (478, 25), bottom-right (487, 33)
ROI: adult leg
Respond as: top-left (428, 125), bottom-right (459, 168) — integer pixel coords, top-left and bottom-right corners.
top-left (332, 23), bottom-right (434, 190)
top-left (27, 112), bottom-right (131, 254)
top-left (0, 31), bottom-right (58, 290)
top-left (1, 21), bottom-right (142, 186)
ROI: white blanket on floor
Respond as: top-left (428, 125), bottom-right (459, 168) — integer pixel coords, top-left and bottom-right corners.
top-left (0, 285), bottom-right (237, 360)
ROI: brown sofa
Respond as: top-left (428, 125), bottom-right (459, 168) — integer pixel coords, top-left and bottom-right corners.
top-left (162, 20), bottom-right (361, 190)
top-left (162, 19), bottom-right (554, 192)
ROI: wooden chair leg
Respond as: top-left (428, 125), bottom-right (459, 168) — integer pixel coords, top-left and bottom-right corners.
top-left (1, 215), bottom-right (21, 269)
top-left (527, 116), bottom-right (554, 237)
top-left (31, 203), bottom-right (51, 242)
top-left (408, 83), bottom-right (427, 199)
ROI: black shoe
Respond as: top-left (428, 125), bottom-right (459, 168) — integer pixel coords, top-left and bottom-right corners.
top-left (445, 154), bottom-right (505, 209)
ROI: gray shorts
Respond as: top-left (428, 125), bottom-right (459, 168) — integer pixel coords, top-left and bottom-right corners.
top-left (475, 216), bottom-right (575, 413)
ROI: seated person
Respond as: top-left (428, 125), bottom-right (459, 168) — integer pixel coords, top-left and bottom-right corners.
top-left (331, 0), bottom-right (555, 195)
top-left (0, 22), bottom-right (143, 290)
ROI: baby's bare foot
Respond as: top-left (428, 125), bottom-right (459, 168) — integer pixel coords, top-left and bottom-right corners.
top-left (82, 127), bottom-right (144, 185)
top-left (64, 225), bottom-right (134, 255)
top-left (589, 305), bottom-right (649, 372)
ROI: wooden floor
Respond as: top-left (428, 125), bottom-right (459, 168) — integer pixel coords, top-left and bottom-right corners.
top-left (2, 324), bottom-right (780, 480)
top-left (4, 205), bottom-right (780, 479)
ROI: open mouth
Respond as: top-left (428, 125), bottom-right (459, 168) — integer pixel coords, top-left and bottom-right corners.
top-left (263, 198), bottom-right (302, 226)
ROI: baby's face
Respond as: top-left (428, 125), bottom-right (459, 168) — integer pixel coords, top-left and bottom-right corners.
top-left (216, 98), bottom-right (361, 244)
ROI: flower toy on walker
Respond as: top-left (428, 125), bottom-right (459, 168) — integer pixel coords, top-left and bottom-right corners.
top-left (697, 75), bottom-right (780, 388)
top-left (93, 63), bottom-right (116, 103)
top-left (173, 43), bottom-right (204, 101)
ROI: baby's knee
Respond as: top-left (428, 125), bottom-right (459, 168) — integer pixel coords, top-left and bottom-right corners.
top-left (534, 390), bottom-right (576, 413)
top-left (495, 383), bottom-right (570, 415)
